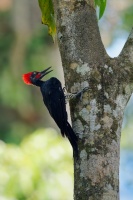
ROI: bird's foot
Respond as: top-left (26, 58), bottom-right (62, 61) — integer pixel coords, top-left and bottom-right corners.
top-left (75, 87), bottom-right (89, 100)
top-left (65, 87), bottom-right (89, 102)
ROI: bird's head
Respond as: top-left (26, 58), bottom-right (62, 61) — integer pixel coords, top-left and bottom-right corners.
top-left (22, 67), bottom-right (53, 85)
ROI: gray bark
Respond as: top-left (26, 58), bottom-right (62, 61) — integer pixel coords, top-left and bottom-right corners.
top-left (52, 1), bottom-right (133, 199)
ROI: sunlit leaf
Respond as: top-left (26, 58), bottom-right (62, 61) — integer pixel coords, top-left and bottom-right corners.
top-left (95, 0), bottom-right (101, 6)
top-left (38, 0), bottom-right (56, 41)
top-left (99, 0), bottom-right (107, 19)
top-left (95, 0), bottom-right (107, 19)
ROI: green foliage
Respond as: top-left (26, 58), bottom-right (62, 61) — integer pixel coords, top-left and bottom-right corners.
top-left (0, 18), bottom-right (54, 143)
top-left (0, 129), bottom-right (73, 200)
top-left (38, 0), bottom-right (56, 41)
top-left (122, 5), bottom-right (133, 31)
top-left (0, 11), bottom-right (14, 68)
top-left (95, 0), bottom-right (107, 19)
top-left (121, 123), bottom-right (133, 149)
top-left (25, 28), bottom-right (53, 70)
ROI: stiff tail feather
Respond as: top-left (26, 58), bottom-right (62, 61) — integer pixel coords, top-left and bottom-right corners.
top-left (66, 122), bottom-right (79, 159)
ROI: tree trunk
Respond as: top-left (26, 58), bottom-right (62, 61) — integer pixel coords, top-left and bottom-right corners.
top-left (53, 0), bottom-right (133, 199)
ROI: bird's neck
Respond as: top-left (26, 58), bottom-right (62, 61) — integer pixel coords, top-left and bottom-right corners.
top-left (33, 80), bottom-right (44, 87)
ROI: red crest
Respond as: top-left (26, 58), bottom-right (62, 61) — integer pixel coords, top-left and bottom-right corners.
top-left (22, 72), bottom-right (33, 85)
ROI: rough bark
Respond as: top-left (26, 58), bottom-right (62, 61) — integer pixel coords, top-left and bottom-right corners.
top-left (52, 1), bottom-right (133, 199)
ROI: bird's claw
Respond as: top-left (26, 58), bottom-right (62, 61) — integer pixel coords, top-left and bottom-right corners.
top-left (63, 87), bottom-right (66, 92)
top-left (82, 86), bottom-right (89, 92)
top-left (78, 87), bottom-right (89, 101)
top-left (64, 86), bottom-right (89, 102)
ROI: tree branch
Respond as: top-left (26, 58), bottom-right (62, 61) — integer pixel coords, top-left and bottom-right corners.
top-left (116, 27), bottom-right (133, 95)
top-left (119, 27), bottom-right (133, 61)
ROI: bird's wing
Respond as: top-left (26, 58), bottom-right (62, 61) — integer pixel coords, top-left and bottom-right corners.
top-left (43, 86), bottom-right (67, 136)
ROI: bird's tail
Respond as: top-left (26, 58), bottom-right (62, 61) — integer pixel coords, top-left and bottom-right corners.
top-left (65, 122), bottom-right (79, 159)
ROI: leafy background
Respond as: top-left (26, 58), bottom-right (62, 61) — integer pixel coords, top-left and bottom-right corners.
top-left (0, 0), bottom-right (133, 199)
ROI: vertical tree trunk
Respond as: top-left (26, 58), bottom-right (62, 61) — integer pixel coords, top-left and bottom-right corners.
top-left (53, 1), bottom-right (133, 199)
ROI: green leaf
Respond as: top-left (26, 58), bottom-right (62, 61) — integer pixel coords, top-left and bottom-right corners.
top-left (99, 0), bottom-right (107, 19)
top-left (95, 0), bottom-right (107, 19)
top-left (38, 0), bottom-right (56, 41)
top-left (95, 0), bottom-right (101, 6)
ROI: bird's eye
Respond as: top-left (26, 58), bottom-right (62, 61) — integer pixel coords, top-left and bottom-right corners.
top-left (33, 71), bottom-right (37, 75)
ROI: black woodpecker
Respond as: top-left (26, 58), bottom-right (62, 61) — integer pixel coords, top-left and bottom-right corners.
top-left (22, 67), bottom-right (79, 158)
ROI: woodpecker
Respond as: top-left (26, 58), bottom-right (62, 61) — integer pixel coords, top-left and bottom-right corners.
top-left (22, 67), bottom-right (79, 158)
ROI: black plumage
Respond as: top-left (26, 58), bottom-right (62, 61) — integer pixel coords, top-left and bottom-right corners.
top-left (23, 68), bottom-right (78, 158)
top-left (40, 78), bottom-right (78, 157)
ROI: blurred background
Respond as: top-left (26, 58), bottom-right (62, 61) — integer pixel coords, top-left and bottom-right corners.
top-left (0, 0), bottom-right (133, 199)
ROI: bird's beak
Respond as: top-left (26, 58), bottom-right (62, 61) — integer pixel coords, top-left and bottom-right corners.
top-left (39, 67), bottom-right (53, 79)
